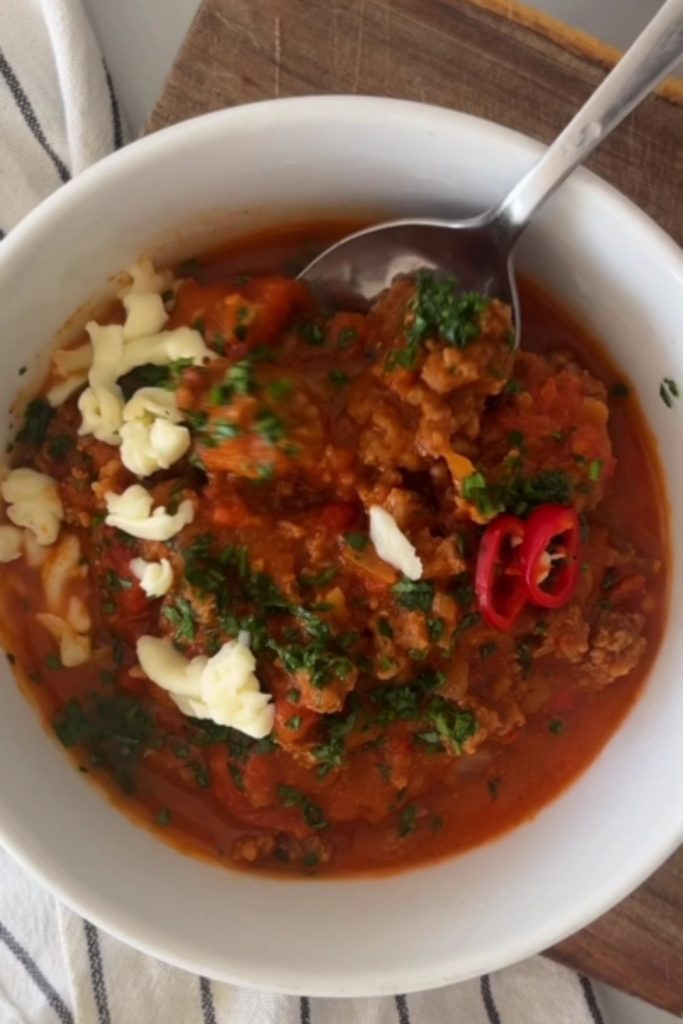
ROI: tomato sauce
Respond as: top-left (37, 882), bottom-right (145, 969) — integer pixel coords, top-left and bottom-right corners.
top-left (0, 221), bottom-right (668, 877)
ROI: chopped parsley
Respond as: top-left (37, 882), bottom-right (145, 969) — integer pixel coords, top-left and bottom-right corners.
top-left (398, 804), bottom-right (418, 837)
top-left (344, 532), bottom-right (369, 552)
top-left (298, 322), bottom-right (325, 347)
top-left (48, 434), bottom-right (74, 460)
top-left (388, 271), bottom-right (488, 370)
top-left (337, 327), bottom-right (358, 348)
top-left (660, 377), bottom-right (679, 408)
top-left (377, 617), bottom-right (394, 639)
top-left (155, 808), bottom-right (172, 827)
top-left (479, 642), bottom-right (498, 659)
top-left (300, 567), bottom-right (338, 588)
top-left (44, 653), bottom-right (62, 672)
top-left (254, 409), bottom-right (285, 444)
top-left (549, 718), bottom-right (565, 734)
top-left (277, 784), bottom-right (328, 830)
top-left (266, 378), bottom-right (294, 400)
top-left (17, 398), bottom-right (54, 446)
top-left (313, 711), bottom-right (357, 777)
top-left (328, 369), bottom-right (351, 389)
top-left (488, 777), bottom-right (501, 800)
top-left (416, 699), bottom-right (478, 755)
top-left (462, 468), bottom-right (572, 518)
top-left (162, 597), bottom-right (197, 642)
top-left (390, 577), bottom-right (435, 613)
top-left (588, 458), bottom-right (603, 482)
top-left (54, 693), bottom-right (154, 792)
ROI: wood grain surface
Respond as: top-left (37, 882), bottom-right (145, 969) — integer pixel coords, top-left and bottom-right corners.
top-left (147, 0), bottom-right (683, 1012)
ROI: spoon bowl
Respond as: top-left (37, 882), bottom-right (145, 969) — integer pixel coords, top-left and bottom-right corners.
top-left (301, 0), bottom-right (683, 345)
top-left (301, 214), bottom-right (518, 325)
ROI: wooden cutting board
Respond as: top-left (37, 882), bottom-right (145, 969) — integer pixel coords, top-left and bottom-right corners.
top-left (147, 0), bottom-right (683, 1012)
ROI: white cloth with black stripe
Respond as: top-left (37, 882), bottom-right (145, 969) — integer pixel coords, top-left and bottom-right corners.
top-left (0, 2), bottom-right (608, 1022)
top-left (0, 0), bottom-right (123, 238)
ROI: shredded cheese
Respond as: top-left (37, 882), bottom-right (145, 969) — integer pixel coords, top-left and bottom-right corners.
top-left (1, 468), bottom-right (63, 546)
top-left (369, 505), bottom-right (423, 581)
top-left (136, 634), bottom-right (274, 739)
top-left (0, 524), bottom-right (23, 563)
top-left (120, 387), bottom-right (190, 477)
top-left (36, 612), bottom-right (91, 668)
top-left (122, 293), bottom-right (168, 341)
top-left (130, 557), bottom-right (174, 598)
top-left (104, 484), bottom-right (194, 541)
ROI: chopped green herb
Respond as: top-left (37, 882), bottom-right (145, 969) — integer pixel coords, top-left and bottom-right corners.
top-left (328, 369), bottom-right (351, 389)
top-left (391, 578), bottom-right (435, 613)
top-left (286, 715), bottom-right (302, 731)
top-left (388, 271), bottom-right (488, 370)
top-left (417, 699), bottom-right (478, 754)
top-left (508, 429), bottom-right (524, 449)
top-left (104, 569), bottom-right (133, 592)
top-left (313, 711), bottom-right (357, 777)
top-left (44, 653), bottom-right (62, 672)
top-left (48, 434), bottom-right (74, 459)
top-left (588, 458), bottom-right (603, 482)
top-left (398, 804), bottom-right (418, 837)
top-left (427, 616), bottom-right (445, 643)
top-left (287, 688), bottom-right (300, 704)
top-left (479, 642), bottom-right (497, 659)
top-left (377, 617), bottom-right (394, 639)
top-left (300, 566), bottom-right (338, 588)
top-left (552, 429), bottom-right (567, 442)
top-left (345, 532), bottom-right (369, 552)
top-left (99, 670), bottom-right (115, 686)
top-left (277, 784), bottom-right (328, 829)
top-left (155, 808), bottom-right (172, 827)
top-left (211, 420), bottom-right (243, 440)
top-left (266, 378), bottom-right (294, 400)
top-left (254, 409), bottom-right (285, 444)
top-left (299, 322), bottom-right (325, 346)
top-left (488, 777), bottom-right (501, 800)
top-left (660, 377), bottom-right (679, 408)
top-left (516, 641), bottom-right (533, 678)
top-left (602, 568), bottom-right (619, 591)
top-left (17, 398), bottom-right (54, 446)
top-left (452, 612), bottom-right (481, 642)
top-left (504, 378), bottom-right (522, 395)
top-left (256, 462), bottom-right (275, 481)
top-left (549, 718), bottom-right (565, 734)
top-left (162, 597), bottom-right (197, 642)
top-left (373, 668), bottom-right (445, 726)
top-left (452, 573), bottom-right (474, 608)
top-left (337, 327), bottom-right (358, 348)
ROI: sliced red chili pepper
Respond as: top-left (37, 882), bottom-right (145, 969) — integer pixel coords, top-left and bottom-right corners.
top-left (521, 504), bottom-right (580, 609)
top-left (475, 514), bottom-right (527, 631)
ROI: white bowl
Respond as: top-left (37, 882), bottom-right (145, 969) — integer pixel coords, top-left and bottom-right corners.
top-left (0, 97), bottom-right (681, 997)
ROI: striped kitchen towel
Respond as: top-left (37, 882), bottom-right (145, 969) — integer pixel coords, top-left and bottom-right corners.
top-left (0, 844), bottom-right (607, 1024)
top-left (0, 1), bottom-right (608, 1022)
top-left (0, 0), bottom-right (124, 239)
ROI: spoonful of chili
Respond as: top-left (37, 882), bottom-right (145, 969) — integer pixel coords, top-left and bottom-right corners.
top-left (300, 0), bottom-right (683, 345)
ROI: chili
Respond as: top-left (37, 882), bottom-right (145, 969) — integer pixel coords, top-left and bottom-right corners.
top-left (475, 514), bottom-right (527, 631)
top-left (521, 505), bottom-right (581, 609)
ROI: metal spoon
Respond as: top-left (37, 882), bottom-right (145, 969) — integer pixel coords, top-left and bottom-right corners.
top-left (300, 0), bottom-right (683, 344)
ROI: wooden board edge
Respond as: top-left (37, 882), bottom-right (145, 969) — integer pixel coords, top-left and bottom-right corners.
top-left (467, 0), bottom-right (683, 105)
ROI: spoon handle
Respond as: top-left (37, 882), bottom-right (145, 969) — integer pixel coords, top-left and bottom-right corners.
top-left (492, 0), bottom-right (683, 244)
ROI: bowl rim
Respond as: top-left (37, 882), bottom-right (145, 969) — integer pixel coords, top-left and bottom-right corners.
top-left (0, 94), bottom-right (681, 997)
